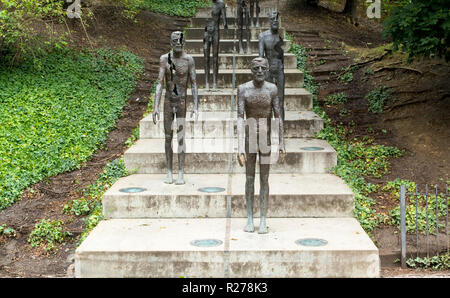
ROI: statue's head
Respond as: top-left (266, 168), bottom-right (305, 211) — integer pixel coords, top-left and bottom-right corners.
top-left (251, 57), bottom-right (268, 83)
top-left (269, 11), bottom-right (280, 31)
top-left (171, 31), bottom-right (185, 53)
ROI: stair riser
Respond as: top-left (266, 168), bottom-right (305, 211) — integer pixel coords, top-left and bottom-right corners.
top-left (154, 92), bottom-right (313, 112)
top-left (193, 53), bottom-right (297, 70)
top-left (191, 17), bottom-right (271, 27)
top-left (185, 27), bottom-right (285, 40)
top-left (196, 71), bottom-right (304, 88)
top-left (124, 151), bottom-right (337, 175)
top-left (185, 40), bottom-right (291, 54)
top-left (103, 194), bottom-right (354, 219)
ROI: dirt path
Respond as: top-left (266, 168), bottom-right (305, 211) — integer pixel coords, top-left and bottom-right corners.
top-left (0, 6), bottom-right (188, 278)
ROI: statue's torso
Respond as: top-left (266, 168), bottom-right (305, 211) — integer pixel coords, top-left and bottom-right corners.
top-left (242, 81), bottom-right (274, 120)
top-left (261, 31), bottom-right (284, 62)
top-left (211, 2), bottom-right (224, 25)
top-left (163, 52), bottom-right (190, 98)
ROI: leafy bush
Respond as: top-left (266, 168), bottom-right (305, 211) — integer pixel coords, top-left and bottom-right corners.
top-left (0, 224), bottom-right (16, 238)
top-left (28, 219), bottom-right (72, 253)
top-left (338, 71), bottom-right (353, 83)
top-left (140, 0), bottom-right (211, 17)
top-left (325, 92), bottom-right (348, 105)
top-left (383, 0), bottom-right (450, 61)
top-left (406, 253), bottom-right (450, 270)
top-left (365, 86), bottom-right (394, 114)
top-left (0, 48), bottom-right (143, 210)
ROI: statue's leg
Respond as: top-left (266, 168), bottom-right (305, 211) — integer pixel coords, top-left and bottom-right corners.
top-left (249, 0), bottom-right (255, 27)
top-left (175, 100), bottom-right (187, 185)
top-left (244, 131), bottom-right (256, 233)
top-left (238, 11), bottom-right (244, 54)
top-left (258, 152), bottom-right (270, 234)
top-left (279, 69), bottom-right (285, 122)
top-left (204, 35), bottom-right (211, 90)
top-left (245, 8), bottom-right (251, 54)
top-left (163, 103), bottom-right (174, 184)
top-left (212, 29), bottom-right (219, 91)
top-left (256, 0), bottom-right (260, 27)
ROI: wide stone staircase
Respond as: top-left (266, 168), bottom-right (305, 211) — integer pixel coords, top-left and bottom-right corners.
top-left (74, 6), bottom-right (380, 278)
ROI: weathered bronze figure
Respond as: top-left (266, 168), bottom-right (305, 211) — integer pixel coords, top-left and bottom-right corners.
top-left (236, 0), bottom-right (251, 54)
top-left (153, 31), bottom-right (199, 185)
top-left (249, 0), bottom-right (260, 27)
top-left (258, 11), bottom-right (285, 121)
top-left (204, 0), bottom-right (228, 91)
top-left (237, 57), bottom-right (285, 234)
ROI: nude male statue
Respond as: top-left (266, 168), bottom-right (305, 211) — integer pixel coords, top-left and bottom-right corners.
top-left (258, 11), bottom-right (285, 121)
top-left (203, 0), bottom-right (228, 91)
top-left (249, 0), bottom-right (260, 27)
top-left (236, 0), bottom-right (251, 54)
top-left (152, 31), bottom-right (199, 185)
top-left (237, 57), bottom-right (285, 234)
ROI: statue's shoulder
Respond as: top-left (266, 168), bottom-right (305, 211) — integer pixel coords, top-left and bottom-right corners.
top-left (160, 53), bottom-right (169, 62)
top-left (259, 30), bottom-right (271, 39)
top-left (238, 81), bottom-right (252, 92)
top-left (264, 81), bottom-right (278, 93)
top-left (183, 52), bottom-right (195, 63)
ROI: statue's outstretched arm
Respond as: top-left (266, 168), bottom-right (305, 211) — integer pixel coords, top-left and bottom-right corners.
top-left (188, 55), bottom-right (199, 120)
top-left (153, 55), bottom-right (166, 124)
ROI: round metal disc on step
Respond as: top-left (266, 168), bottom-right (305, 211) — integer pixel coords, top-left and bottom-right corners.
top-left (119, 187), bottom-right (147, 193)
top-left (300, 147), bottom-right (325, 151)
top-left (190, 239), bottom-right (223, 247)
top-left (198, 187), bottom-right (226, 193)
top-left (295, 238), bottom-right (328, 247)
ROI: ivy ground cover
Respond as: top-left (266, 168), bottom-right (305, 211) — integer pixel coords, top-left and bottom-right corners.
top-left (0, 48), bottom-right (144, 210)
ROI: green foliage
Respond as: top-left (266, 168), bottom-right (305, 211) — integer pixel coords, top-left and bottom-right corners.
top-left (365, 86), bottom-right (394, 114)
top-left (140, 0), bottom-right (211, 17)
top-left (288, 36), bottom-right (403, 233)
top-left (406, 253), bottom-right (450, 270)
top-left (325, 92), bottom-right (348, 105)
top-left (382, 179), bottom-right (417, 198)
top-left (383, 0), bottom-right (450, 62)
top-left (0, 224), bottom-right (16, 238)
top-left (0, 48), bottom-right (143, 210)
top-left (388, 190), bottom-right (448, 234)
top-left (338, 71), bottom-right (353, 83)
top-left (125, 125), bottom-right (140, 147)
top-left (71, 158), bottom-right (129, 244)
top-left (0, 0), bottom-right (67, 64)
top-left (28, 219), bottom-right (71, 253)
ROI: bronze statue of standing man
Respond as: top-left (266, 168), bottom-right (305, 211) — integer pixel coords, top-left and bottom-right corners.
top-left (204, 0), bottom-right (228, 91)
top-left (153, 31), bottom-right (199, 185)
top-left (237, 57), bottom-right (285, 234)
top-left (258, 11), bottom-right (285, 121)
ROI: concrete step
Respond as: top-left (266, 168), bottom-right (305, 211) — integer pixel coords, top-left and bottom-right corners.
top-left (195, 7), bottom-right (276, 18)
top-left (75, 218), bottom-right (380, 277)
top-left (185, 39), bottom-right (291, 54)
top-left (196, 68), bottom-right (304, 88)
top-left (123, 138), bottom-right (337, 174)
top-left (140, 111), bottom-right (323, 139)
top-left (102, 173), bottom-right (354, 219)
top-left (155, 88), bottom-right (313, 112)
top-left (192, 52), bottom-right (297, 70)
top-left (185, 27), bottom-right (286, 40)
top-left (191, 17), bottom-right (272, 28)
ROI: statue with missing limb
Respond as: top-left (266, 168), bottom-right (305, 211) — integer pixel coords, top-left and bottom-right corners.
top-left (236, 0), bottom-right (251, 54)
top-left (203, 0), bottom-right (228, 91)
top-left (153, 31), bottom-right (199, 185)
top-left (258, 11), bottom-right (285, 121)
top-left (237, 57), bottom-right (285, 234)
top-left (249, 0), bottom-right (260, 27)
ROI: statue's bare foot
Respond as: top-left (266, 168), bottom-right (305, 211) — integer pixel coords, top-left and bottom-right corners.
top-left (175, 174), bottom-right (185, 185)
top-left (244, 222), bottom-right (255, 233)
top-left (164, 173), bottom-right (173, 184)
top-left (256, 21), bottom-right (260, 28)
top-left (206, 82), bottom-right (210, 91)
top-left (212, 83), bottom-right (218, 92)
top-left (246, 47), bottom-right (251, 55)
top-left (258, 220), bottom-right (268, 234)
